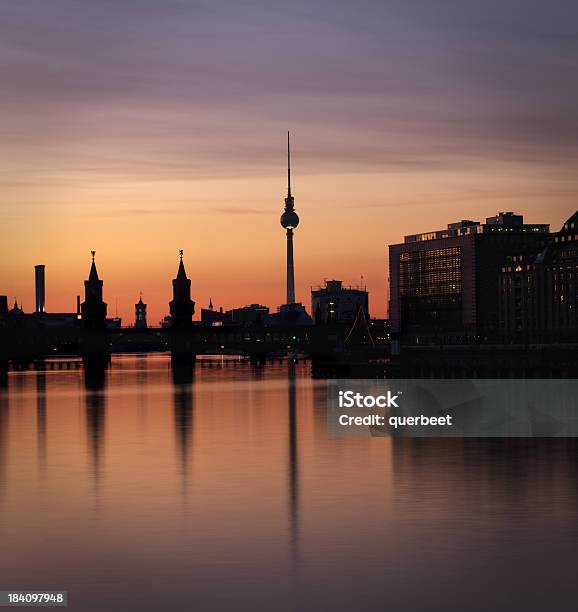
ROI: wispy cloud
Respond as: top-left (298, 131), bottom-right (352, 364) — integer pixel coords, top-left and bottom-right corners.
top-left (1, 0), bottom-right (578, 188)
top-left (212, 206), bottom-right (268, 215)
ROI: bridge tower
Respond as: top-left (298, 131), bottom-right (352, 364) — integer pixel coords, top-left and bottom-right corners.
top-left (169, 250), bottom-right (195, 329)
top-left (81, 251), bottom-right (107, 330)
top-left (80, 251), bottom-right (109, 377)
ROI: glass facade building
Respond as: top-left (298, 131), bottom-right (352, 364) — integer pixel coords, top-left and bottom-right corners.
top-left (389, 212), bottom-right (550, 345)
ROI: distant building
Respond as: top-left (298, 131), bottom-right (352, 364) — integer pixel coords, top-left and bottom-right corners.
top-left (201, 303), bottom-right (228, 326)
top-left (105, 317), bottom-right (122, 329)
top-left (3, 267), bottom-right (81, 329)
top-left (135, 295), bottom-right (147, 328)
top-left (36, 313), bottom-right (78, 328)
top-left (200, 302), bottom-right (270, 326)
top-left (499, 211), bottom-right (578, 343)
top-left (8, 300), bottom-right (24, 317)
top-left (160, 315), bottom-right (173, 329)
top-left (311, 280), bottom-right (369, 324)
top-left (389, 212), bottom-right (550, 345)
top-left (229, 304), bottom-right (269, 325)
top-left (3, 300), bottom-right (26, 329)
top-left (266, 302), bottom-right (312, 326)
top-left (2, 295), bottom-right (80, 330)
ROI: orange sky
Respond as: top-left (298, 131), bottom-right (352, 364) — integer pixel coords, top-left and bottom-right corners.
top-left (1, 161), bottom-right (575, 325)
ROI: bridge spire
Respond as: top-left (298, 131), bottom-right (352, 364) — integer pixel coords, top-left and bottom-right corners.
top-left (82, 251), bottom-right (107, 329)
top-left (170, 249), bottom-right (195, 329)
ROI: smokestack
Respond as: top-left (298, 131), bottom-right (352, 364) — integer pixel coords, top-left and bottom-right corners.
top-left (76, 295), bottom-right (81, 319)
top-left (35, 265), bottom-right (45, 314)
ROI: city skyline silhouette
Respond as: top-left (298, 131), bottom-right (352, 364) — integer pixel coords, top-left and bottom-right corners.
top-left (2, 2), bottom-right (578, 324)
top-left (1, 204), bottom-right (574, 327)
top-left (2, 3), bottom-right (578, 612)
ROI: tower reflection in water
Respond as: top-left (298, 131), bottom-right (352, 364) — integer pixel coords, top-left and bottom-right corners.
top-left (36, 367), bottom-right (47, 473)
top-left (172, 359), bottom-right (194, 489)
top-left (2, 356), bottom-right (578, 610)
top-left (287, 359), bottom-right (300, 572)
top-left (84, 361), bottom-right (107, 486)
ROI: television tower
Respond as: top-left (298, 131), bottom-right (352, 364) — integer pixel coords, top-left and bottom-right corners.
top-left (280, 132), bottom-right (300, 304)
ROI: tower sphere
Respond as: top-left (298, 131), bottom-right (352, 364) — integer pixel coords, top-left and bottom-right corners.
top-left (281, 210), bottom-right (299, 229)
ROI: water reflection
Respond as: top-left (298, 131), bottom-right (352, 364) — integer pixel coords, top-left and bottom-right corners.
top-left (84, 364), bottom-right (107, 485)
top-left (387, 437), bottom-right (578, 610)
top-left (36, 367), bottom-right (47, 473)
top-left (1, 356), bottom-right (578, 611)
top-left (0, 371), bottom-right (8, 506)
top-left (287, 360), bottom-right (299, 572)
top-left (172, 361), bottom-right (194, 486)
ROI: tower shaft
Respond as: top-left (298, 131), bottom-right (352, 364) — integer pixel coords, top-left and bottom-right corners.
top-left (286, 228), bottom-right (295, 304)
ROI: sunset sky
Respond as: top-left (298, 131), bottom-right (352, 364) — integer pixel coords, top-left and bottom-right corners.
top-left (1, 0), bottom-right (577, 324)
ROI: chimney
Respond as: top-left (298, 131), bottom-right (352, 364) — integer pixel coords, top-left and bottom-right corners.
top-left (35, 265), bottom-right (45, 314)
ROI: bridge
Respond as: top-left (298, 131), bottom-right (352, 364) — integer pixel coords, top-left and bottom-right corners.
top-left (0, 314), bottom-right (382, 368)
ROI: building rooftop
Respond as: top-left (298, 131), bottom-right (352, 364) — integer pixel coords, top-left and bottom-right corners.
top-left (402, 212), bottom-right (549, 244)
top-left (311, 280), bottom-right (368, 293)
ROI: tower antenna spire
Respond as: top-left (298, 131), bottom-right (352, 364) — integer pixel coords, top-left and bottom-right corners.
top-left (287, 131), bottom-right (291, 198)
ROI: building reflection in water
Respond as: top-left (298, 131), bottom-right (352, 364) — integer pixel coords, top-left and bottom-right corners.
top-left (84, 363), bottom-right (107, 487)
top-left (172, 360), bottom-right (195, 491)
top-left (0, 369), bottom-right (8, 507)
top-left (287, 360), bottom-right (300, 572)
top-left (36, 367), bottom-right (47, 474)
top-left (391, 437), bottom-right (578, 523)
top-left (250, 357), bottom-right (265, 381)
top-left (135, 354), bottom-right (149, 431)
top-left (135, 353), bottom-right (148, 383)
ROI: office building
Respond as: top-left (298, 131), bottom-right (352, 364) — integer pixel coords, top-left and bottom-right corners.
top-left (389, 212), bottom-right (550, 345)
top-left (499, 211), bottom-right (578, 343)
